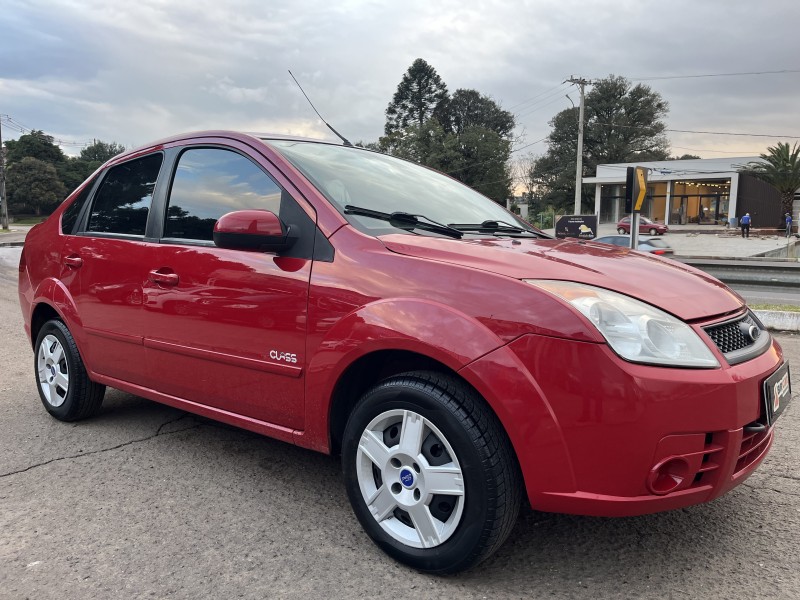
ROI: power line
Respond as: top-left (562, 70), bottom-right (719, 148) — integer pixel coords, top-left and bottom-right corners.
top-left (513, 93), bottom-right (574, 120)
top-left (510, 137), bottom-right (547, 154)
top-left (442, 137), bottom-right (546, 177)
top-left (628, 68), bottom-right (800, 81)
top-left (0, 115), bottom-right (93, 148)
top-left (506, 82), bottom-right (571, 111)
top-left (671, 145), bottom-right (765, 155)
top-left (591, 120), bottom-right (800, 139)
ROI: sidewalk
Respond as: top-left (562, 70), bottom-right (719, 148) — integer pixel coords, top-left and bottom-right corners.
top-left (589, 223), bottom-right (798, 259)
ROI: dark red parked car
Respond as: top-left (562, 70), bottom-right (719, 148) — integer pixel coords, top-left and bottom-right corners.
top-left (19, 132), bottom-right (791, 573)
top-left (617, 215), bottom-right (669, 235)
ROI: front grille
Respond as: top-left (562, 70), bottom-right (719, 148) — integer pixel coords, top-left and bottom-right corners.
top-left (705, 314), bottom-right (758, 353)
top-left (703, 312), bottom-right (769, 365)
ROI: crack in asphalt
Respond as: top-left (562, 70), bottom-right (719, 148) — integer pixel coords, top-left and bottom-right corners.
top-left (0, 413), bottom-right (197, 479)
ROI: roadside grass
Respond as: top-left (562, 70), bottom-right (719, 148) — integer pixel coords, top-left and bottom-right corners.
top-left (11, 217), bottom-right (47, 225)
top-left (750, 303), bottom-right (800, 313)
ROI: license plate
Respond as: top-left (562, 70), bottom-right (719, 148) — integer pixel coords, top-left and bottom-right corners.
top-left (763, 362), bottom-right (791, 426)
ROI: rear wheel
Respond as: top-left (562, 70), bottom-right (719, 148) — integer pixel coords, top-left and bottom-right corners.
top-left (617, 227), bottom-right (626, 234)
top-left (35, 319), bottom-right (105, 421)
top-left (342, 371), bottom-right (521, 573)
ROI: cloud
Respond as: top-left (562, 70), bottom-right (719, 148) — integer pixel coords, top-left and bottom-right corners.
top-left (0, 0), bottom-right (798, 160)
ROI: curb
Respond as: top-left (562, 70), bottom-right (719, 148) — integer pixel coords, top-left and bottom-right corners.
top-left (754, 310), bottom-right (800, 333)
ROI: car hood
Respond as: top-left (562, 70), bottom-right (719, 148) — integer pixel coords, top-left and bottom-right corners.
top-left (379, 234), bottom-right (744, 321)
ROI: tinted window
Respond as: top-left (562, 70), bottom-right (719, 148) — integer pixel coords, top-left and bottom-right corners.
top-left (87, 154), bottom-right (163, 236)
top-left (61, 176), bottom-right (97, 235)
top-left (646, 238), bottom-right (670, 248)
top-left (164, 148), bottom-right (283, 241)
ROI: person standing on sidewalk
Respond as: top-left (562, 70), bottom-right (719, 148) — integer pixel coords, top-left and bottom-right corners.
top-left (786, 212), bottom-right (793, 237)
top-left (740, 212), bottom-right (751, 238)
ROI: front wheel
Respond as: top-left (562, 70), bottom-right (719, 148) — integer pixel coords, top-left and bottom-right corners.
top-left (34, 319), bottom-right (105, 421)
top-left (649, 228), bottom-right (658, 235)
top-left (342, 371), bottom-right (521, 573)
top-left (617, 227), bottom-right (626, 234)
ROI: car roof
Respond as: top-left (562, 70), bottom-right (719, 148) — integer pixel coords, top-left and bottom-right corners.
top-left (106, 130), bottom-right (344, 167)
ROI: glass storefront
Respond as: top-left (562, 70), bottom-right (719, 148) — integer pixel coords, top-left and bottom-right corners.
top-left (599, 179), bottom-right (731, 225)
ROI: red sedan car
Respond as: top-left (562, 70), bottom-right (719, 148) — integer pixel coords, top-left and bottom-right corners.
top-left (617, 215), bottom-right (669, 235)
top-left (19, 132), bottom-right (790, 573)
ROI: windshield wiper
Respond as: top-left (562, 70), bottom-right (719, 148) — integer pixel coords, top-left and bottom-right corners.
top-left (448, 220), bottom-right (542, 236)
top-left (344, 205), bottom-right (463, 239)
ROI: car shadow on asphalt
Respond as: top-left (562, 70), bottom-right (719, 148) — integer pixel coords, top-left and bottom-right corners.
top-left (68, 391), bottom-right (788, 596)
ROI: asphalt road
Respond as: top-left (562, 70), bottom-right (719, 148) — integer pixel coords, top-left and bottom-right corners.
top-left (1, 246), bottom-right (799, 600)
top-left (729, 283), bottom-right (800, 307)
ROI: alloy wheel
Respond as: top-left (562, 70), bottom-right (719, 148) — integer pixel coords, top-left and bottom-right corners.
top-left (37, 334), bottom-right (69, 407)
top-left (355, 409), bottom-right (465, 548)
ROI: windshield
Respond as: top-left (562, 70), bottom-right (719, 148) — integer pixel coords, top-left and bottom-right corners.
top-left (267, 140), bottom-right (534, 237)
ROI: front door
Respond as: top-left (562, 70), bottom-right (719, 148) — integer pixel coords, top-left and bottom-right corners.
top-left (142, 147), bottom-right (311, 429)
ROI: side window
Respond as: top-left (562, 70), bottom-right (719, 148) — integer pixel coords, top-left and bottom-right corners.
top-left (87, 154), bottom-right (163, 236)
top-left (164, 148), bottom-right (283, 241)
top-left (61, 176), bottom-right (97, 235)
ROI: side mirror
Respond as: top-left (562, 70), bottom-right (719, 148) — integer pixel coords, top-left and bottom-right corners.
top-left (213, 210), bottom-right (296, 252)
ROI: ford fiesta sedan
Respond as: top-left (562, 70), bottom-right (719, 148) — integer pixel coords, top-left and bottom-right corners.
top-left (19, 131), bottom-right (791, 573)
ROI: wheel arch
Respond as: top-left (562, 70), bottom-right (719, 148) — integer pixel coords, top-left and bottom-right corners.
top-left (299, 297), bottom-right (507, 454)
top-left (30, 302), bottom-right (62, 348)
top-left (29, 278), bottom-right (87, 358)
top-left (328, 349), bottom-right (489, 457)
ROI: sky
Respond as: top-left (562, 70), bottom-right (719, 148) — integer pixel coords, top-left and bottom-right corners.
top-left (2, 0), bottom-right (799, 173)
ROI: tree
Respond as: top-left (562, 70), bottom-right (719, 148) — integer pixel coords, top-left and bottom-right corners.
top-left (379, 60), bottom-right (516, 204)
top-left (57, 158), bottom-right (95, 195)
top-left (4, 131), bottom-right (65, 165)
top-left (384, 58), bottom-right (449, 136)
top-left (742, 142), bottom-right (800, 217)
top-left (530, 75), bottom-right (670, 211)
top-left (447, 89), bottom-right (515, 138)
top-left (6, 157), bottom-right (66, 215)
top-left (383, 120), bottom-right (463, 173)
top-left (80, 140), bottom-right (125, 164)
top-left (449, 127), bottom-right (513, 203)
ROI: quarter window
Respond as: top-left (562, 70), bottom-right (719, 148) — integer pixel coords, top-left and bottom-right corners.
top-left (164, 148), bottom-right (283, 241)
top-left (87, 154), bottom-right (163, 236)
top-left (61, 176), bottom-right (97, 235)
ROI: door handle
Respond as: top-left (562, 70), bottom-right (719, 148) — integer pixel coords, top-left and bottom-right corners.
top-left (64, 255), bottom-right (83, 268)
top-left (148, 269), bottom-right (180, 286)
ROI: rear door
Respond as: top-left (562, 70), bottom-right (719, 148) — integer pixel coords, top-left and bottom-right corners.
top-left (142, 144), bottom-right (316, 429)
top-left (62, 153), bottom-right (164, 385)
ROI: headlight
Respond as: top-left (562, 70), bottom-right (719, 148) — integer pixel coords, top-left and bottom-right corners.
top-left (525, 280), bottom-right (719, 368)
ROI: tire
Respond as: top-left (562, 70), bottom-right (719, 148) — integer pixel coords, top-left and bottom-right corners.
top-left (342, 371), bottom-right (521, 573)
top-left (34, 319), bottom-right (105, 421)
top-left (649, 228), bottom-right (658, 236)
top-left (617, 227), bottom-right (626, 234)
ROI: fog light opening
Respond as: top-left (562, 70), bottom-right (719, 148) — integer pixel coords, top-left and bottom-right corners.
top-left (647, 457), bottom-right (691, 496)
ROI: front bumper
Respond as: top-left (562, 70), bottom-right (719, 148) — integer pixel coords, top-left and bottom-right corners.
top-left (460, 331), bottom-right (784, 517)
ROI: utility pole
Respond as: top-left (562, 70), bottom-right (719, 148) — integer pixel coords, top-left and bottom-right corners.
top-left (566, 76), bottom-right (591, 215)
top-left (0, 115), bottom-right (9, 230)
